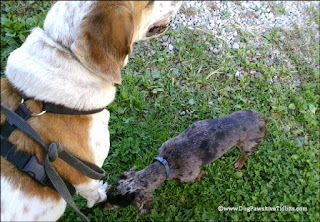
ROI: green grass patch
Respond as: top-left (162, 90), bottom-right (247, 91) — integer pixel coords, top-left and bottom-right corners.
top-left (1, 2), bottom-right (319, 222)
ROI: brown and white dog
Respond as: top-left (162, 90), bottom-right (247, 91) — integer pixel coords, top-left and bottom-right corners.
top-left (1, 1), bottom-right (181, 221)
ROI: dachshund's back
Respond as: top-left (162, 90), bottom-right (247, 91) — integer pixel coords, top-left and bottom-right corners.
top-left (158, 110), bottom-right (267, 181)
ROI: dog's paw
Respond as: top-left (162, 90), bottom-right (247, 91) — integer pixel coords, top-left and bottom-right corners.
top-left (85, 181), bottom-right (108, 208)
top-left (87, 200), bottom-right (95, 208)
top-left (98, 180), bottom-right (108, 202)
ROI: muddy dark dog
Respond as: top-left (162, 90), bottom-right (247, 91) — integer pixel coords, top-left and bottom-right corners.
top-left (101, 110), bottom-right (267, 215)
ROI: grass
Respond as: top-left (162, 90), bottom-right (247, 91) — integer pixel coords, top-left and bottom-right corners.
top-left (1, 2), bottom-right (319, 222)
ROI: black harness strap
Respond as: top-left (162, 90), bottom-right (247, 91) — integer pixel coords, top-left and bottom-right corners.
top-left (1, 103), bottom-right (106, 222)
top-left (1, 103), bottom-right (53, 187)
top-left (1, 138), bottom-right (32, 169)
top-left (0, 103), bottom-right (76, 192)
top-left (1, 104), bottom-right (32, 137)
top-left (18, 91), bottom-right (105, 115)
top-left (42, 102), bottom-right (105, 115)
top-left (1, 137), bottom-right (75, 194)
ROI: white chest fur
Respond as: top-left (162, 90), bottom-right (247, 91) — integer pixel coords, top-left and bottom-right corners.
top-left (1, 177), bottom-right (66, 221)
top-left (88, 109), bottom-right (110, 167)
top-left (73, 109), bottom-right (111, 207)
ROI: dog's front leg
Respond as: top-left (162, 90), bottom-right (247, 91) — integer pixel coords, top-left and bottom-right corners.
top-left (75, 180), bottom-right (108, 208)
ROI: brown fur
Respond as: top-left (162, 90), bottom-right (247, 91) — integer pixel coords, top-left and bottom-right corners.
top-left (1, 79), bottom-right (94, 200)
top-left (71, 1), bottom-right (152, 84)
top-left (1, 1), bottom-right (181, 219)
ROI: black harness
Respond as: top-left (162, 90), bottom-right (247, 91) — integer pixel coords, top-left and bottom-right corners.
top-left (1, 94), bottom-right (106, 222)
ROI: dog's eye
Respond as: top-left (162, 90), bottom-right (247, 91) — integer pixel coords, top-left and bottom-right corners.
top-left (146, 0), bottom-right (154, 7)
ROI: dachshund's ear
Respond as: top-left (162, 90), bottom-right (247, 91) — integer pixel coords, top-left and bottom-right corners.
top-left (116, 173), bottom-right (128, 180)
top-left (129, 166), bottom-right (137, 173)
top-left (71, 2), bottom-right (134, 84)
top-left (126, 166), bottom-right (137, 178)
top-left (116, 166), bottom-right (137, 180)
top-left (132, 190), bottom-right (154, 216)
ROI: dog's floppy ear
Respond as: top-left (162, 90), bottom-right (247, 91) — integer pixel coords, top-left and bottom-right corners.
top-left (116, 166), bottom-right (137, 180)
top-left (71, 2), bottom-right (134, 84)
top-left (132, 190), bottom-right (154, 216)
top-left (116, 173), bottom-right (127, 180)
top-left (128, 166), bottom-right (137, 173)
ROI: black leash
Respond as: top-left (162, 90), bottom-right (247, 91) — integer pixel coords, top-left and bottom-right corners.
top-left (1, 104), bottom-right (105, 222)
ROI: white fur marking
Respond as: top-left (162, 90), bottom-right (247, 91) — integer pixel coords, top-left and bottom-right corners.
top-left (73, 109), bottom-right (110, 207)
top-left (89, 109), bottom-right (110, 167)
top-left (1, 177), bottom-right (66, 221)
top-left (5, 28), bottom-right (116, 111)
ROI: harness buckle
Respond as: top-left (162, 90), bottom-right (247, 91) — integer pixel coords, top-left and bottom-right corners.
top-left (21, 156), bottom-right (49, 186)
